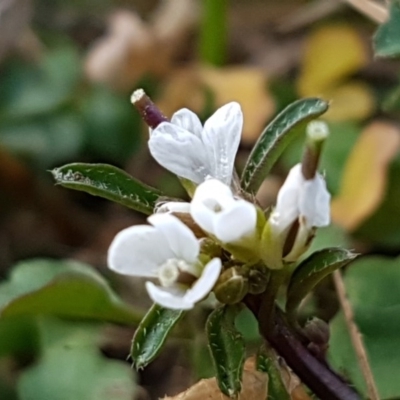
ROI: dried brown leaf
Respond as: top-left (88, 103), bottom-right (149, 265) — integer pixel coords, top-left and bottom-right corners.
top-left (163, 359), bottom-right (268, 400)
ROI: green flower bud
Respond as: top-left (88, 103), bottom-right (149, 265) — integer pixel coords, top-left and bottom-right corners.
top-left (214, 267), bottom-right (249, 304)
top-left (304, 317), bottom-right (330, 345)
top-left (248, 264), bottom-right (269, 294)
top-left (200, 238), bottom-right (222, 258)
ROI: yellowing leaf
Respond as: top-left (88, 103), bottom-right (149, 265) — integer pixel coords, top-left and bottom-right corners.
top-left (158, 66), bottom-right (275, 145)
top-left (298, 24), bottom-right (368, 96)
top-left (332, 121), bottom-right (400, 231)
top-left (201, 66), bottom-right (275, 144)
top-left (323, 82), bottom-right (375, 122)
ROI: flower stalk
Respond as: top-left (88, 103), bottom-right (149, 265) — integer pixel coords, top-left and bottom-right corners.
top-left (301, 120), bottom-right (329, 180)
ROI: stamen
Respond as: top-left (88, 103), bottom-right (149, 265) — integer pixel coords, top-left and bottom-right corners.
top-left (158, 259), bottom-right (199, 288)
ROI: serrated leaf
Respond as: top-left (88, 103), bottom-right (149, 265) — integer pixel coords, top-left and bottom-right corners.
top-left (131, 304), bottom-right (184, 369)
top-left (241, 98), bottom-right (328, 193)
top-left (52, 163), bottom-right (162, 215)
top-left (257, 346), bottom-right (291, 400)
top-left (206, 305), bottom-right (245, 398)
top-left (0, 259), bottom-right (141, 325)
top-left (374, 1), bottom-right (400, 58)
top-left (286, 248), bottom-right (357, 316)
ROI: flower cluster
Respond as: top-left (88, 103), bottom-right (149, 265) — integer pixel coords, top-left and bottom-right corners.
top-left (108, 98), bottom-right (331, 310)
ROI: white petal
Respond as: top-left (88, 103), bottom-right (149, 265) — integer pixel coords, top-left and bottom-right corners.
top-left (108, 225), bottom-right (173, 277)
top-left (190, 198), bottom-right (216, 235)
top-left (171, 108), bottom-right (203, 137)
top-left (149, 122), bottom-right (210, 183)
top-left (202, 102), bottom-right (243, 185)
top-left (275, 164), bottom-right (304, 230)
top-left (214, 200), bottom-right (257, 243)
top-left (145, 281), bottom-right (194, 309)
top-left (156, 201), bottom-right (191, 214)
top-left (184, 258), bottom-right (222, 304)
top-left (192, 178), bottom-right (234, 203)
top-left (148, 214), bottom-right (199, 263)
top-left (190, 179), bottom-right (235, 235)
top-left (299, 174), bottom-right (331, 228)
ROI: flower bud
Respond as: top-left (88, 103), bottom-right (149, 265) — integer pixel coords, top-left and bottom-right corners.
top-left (214, 267), bottom-right (249, 304)
top-left (247, 264), bottom-right (269, 294)
top-left (199, 238), bottom-right (222, 259)
top-left (304, 317), bottom-right (330, 345)
top-left (304, 317), bottom-right (330, 358)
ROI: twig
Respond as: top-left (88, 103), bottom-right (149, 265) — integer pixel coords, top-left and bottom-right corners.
top-left (342, 0), bottom-right (388, 24)
top-left (333, 270), bottom-right (380, 400)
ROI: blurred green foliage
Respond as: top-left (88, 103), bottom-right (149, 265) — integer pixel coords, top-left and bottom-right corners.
top-left (0, 259), bottom-right (140, 399)
top-left (0, 45), bottom-right (141, 169)
top-left (330, 256), bottom-right (400, 399)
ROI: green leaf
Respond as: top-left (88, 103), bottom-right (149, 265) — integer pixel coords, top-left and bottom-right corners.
top-left (373, 0), bottom-right (400, 58)
top-left (206, 305), bottom-right (245, 398)
top-left (241, 98), bottom-right (329, 193)
top-left (131, 304), bottom-right (184, 369)
top-left (257, 346), bottom-right (291, 400)
top-left (0, 113), bottom-right (84, 167)
top-left (235, 307), bottom-right (260, 342)
top-left (52, 163), bottom-right (162, 214)
top-left (329, 256), bottom-right (400, 399)
top-left (286, 248), bottom-right (357, 316)
top-left (82, 86), bottom-right (141, 163)
top-left (17, 318), bottom-right (137, 400)
top-left (1, 46), bottom-right (80, 118)
top-left (0, 317), bottom-right (40, 358)
top-left (0, 259), bottom-right (141, 325)
top-left (0, 378), bottom-right (18, 400)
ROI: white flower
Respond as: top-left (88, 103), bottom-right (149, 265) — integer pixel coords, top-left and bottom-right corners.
top-left (148, 102), bottom-right (243, 185)
top-left (190, 179), bottom-right (257, 244)
top-left (274, 164), bottom-right (330, 232)
top-left (108, 214), bottom-right (222, 310)
top-left (262, 164), bottom-right (330, 267)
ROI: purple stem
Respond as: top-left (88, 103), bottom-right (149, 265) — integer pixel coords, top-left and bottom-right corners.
top-left (245, 295), bottom-right (361, 400)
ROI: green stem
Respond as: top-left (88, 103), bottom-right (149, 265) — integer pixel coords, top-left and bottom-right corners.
top-left (199, 0), bottom-right (228, 66)
top-left (258, 270), bottom-right (286, 333)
